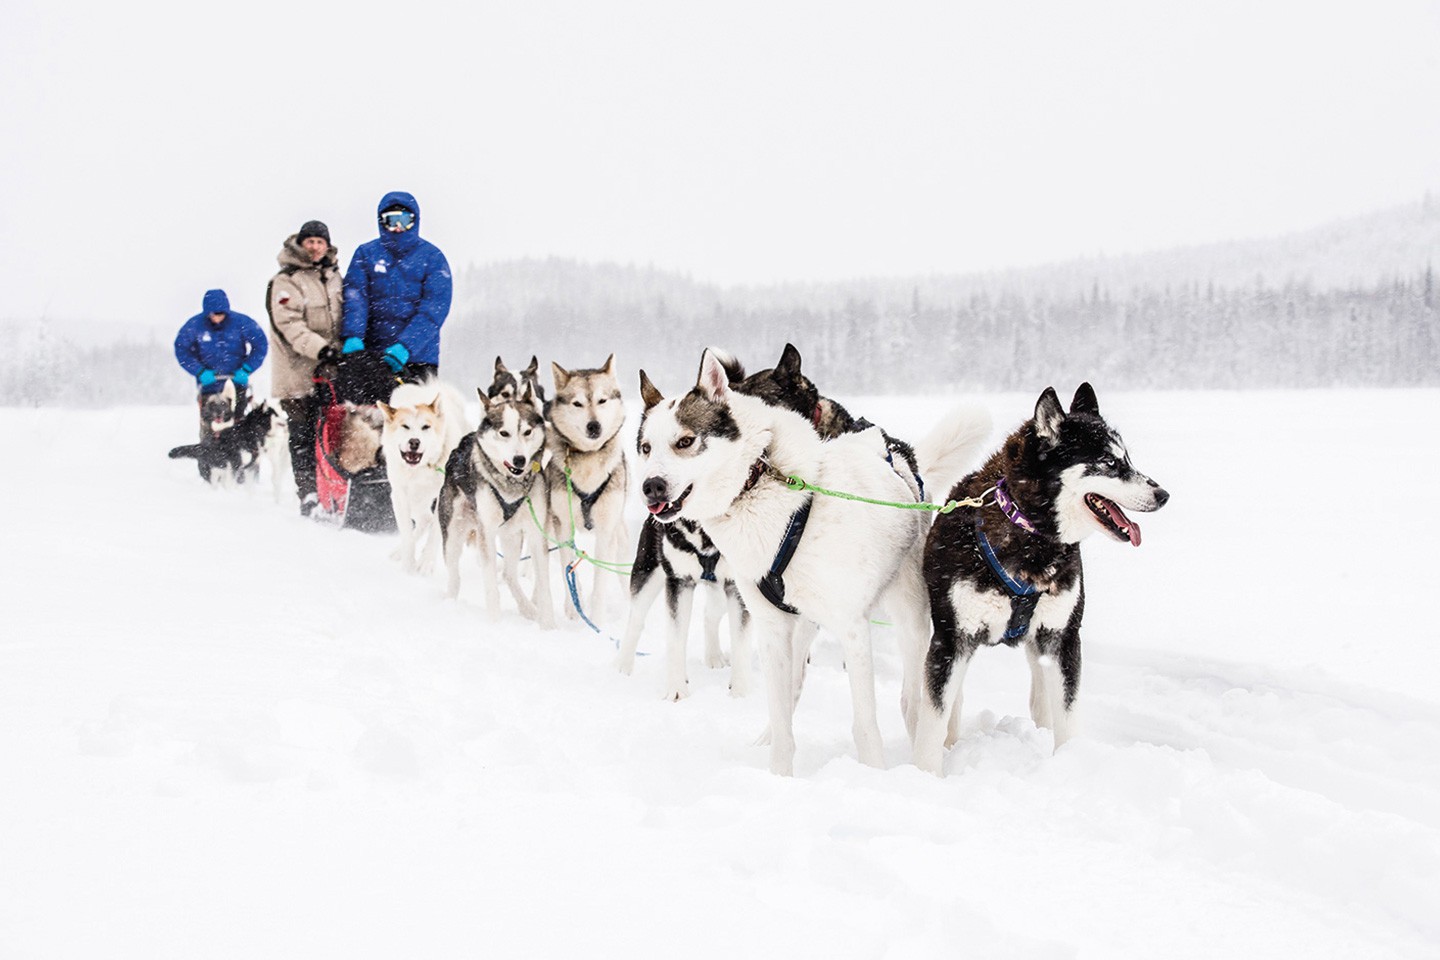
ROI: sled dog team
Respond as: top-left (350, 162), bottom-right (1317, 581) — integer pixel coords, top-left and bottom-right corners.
top-left (343, 344), bottom-right (1169, 778)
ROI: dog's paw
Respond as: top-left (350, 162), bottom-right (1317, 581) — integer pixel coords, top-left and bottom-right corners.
top-left (613, 653), bottom-right (636, 676)
top-left (704, 651), bottom-right (730, 670)
top-left (662, 683), bottom-right (690, 703)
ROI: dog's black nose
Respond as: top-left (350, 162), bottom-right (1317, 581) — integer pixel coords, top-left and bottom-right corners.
top-left (586, 420), bottom-right (601, 439)
top-left (1152, 485), bottom-right (1169, 508)
top-left (642, 476), bottom-right (668, 503)
top-left (407, 438), bottom-right (420, 451)
top-left (513, 453), bottom-right (527, 469)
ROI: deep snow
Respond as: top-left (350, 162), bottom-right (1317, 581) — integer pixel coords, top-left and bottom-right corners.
top-left (1, 390), bottom-right (1436, 959)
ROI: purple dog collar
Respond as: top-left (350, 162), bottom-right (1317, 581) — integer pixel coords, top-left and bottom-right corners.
top-left (993, 477), bottom-right (1038, 534)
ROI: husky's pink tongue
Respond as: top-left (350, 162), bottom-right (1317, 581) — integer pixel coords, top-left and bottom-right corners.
top-left (1094, 496), bottom-right (1142, 546)
top-left (647, 501), bottom-right (668, 515)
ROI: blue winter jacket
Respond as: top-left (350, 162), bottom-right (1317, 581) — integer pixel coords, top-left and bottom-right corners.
top-left (341, 191), bottom-right (452, 366)
top-left (173, 289), bottom-right (268, 390)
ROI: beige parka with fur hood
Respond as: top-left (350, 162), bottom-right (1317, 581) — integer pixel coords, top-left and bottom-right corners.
top-left (266, 236), bottom-right (343, 398)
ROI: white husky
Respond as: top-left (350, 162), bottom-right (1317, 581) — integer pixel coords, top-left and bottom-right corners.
top-left (635, 350), bottom-right (991, 775)
top-left (378, 378), bottom-right (469, 574)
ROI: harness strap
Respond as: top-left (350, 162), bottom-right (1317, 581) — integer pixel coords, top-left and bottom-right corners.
top-left (484, 478), bottom-right (525, 522)
top-left (975, 523), bottom-right (1039, 641)
top-left (757, 496), bottom-right (813, 615)
top-left (573, 474), bottom-right (610, 531)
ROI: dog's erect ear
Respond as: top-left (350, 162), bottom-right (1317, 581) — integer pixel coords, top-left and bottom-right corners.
top-left (418, 401), bottom-right (437, 417)
top-left (523, 356), bottom-right (538, 378)
top-left (777, 343), bottom-right (803, 379)
top-left (552, 361), bottom-right (571, 391)
top-left (1034, 387), bottom-right (1066, 445)
top-left (494, 356), bottom-right (507, 375)
top-left (639, 370), bottom-right (664, 410)
top-left (376, 402), bottom-right (395, 420)
top-left (601, 354), bottom-right (616, 377)
top-left (519, 381), bottom-right (535, 405)
top-left (697, 349), bottom-right (732, 404)
top-left (477, 387), bottom-right (493, 411)
top-left (1070, 382), bottom-right (1100, 417)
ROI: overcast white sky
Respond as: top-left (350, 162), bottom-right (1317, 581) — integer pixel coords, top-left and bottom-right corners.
top-left (2, 0), bottom-right (1438, 328)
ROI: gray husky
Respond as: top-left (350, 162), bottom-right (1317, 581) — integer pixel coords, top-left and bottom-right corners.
top-left (914, 383), bottom-right (1168, 772)
top-left (439, 384), bottom-right (555, 627)
top-left (546, 355), bottom-right (630, 623)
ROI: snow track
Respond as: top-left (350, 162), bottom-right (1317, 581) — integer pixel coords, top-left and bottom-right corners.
top-left (1, 395), bottom-right (1437, 958)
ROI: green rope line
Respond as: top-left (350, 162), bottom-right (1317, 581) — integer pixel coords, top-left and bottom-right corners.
top-left (776, 468), bottom-right (992, 515)
top-left (518, 467), bottom-right (634, 576)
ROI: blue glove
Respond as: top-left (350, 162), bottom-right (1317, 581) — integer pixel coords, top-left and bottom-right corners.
top-left (197, 369), bottom-right (216, 387)
top-left (233, 365), bottom-right (252, 388)
top-left (382, 343), bottom-right (410, 373)
top-left (342, 337), bottom-right (365, 355)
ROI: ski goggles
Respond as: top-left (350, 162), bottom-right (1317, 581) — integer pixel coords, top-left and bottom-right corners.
top-left (379, 208), bottom-right (416, 232)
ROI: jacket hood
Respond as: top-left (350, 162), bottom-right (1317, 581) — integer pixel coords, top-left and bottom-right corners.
top-left (377, 191), bottom-right (422, 252)
top-left (202, 289), bottom-right (230, 314)
top-left (278, 235), bottom-right (338, 271)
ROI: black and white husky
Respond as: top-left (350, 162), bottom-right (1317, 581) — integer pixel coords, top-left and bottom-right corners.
top-left (914, 383), bottom-right (1169, 772)
top-left (546, 355), bottom-right (630, 623)
top-left (438, 385), bottom-right (555, 627)
top-left (614, 516), bottom-right (751, 700)
top-left (487, 355), bottom-right (549, 414)
top-left (636, 349), bottom-right (990, 775)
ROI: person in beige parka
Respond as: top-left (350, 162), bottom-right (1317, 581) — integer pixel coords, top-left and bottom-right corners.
top-left (267, 219), bottom-right (343, 514)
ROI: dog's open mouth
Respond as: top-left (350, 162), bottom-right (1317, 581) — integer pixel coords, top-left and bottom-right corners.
top-left (503, 460), bottom-right (526, 476)
top-left (1086, 493), bottom-right (1141, 546)
top-left (400, 450), bottom-right (423, 466)
top-left (646, 484), bottom-right (692, 521)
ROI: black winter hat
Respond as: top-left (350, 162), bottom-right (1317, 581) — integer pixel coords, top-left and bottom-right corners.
top-left (296, 220), bottom-right (331, 244)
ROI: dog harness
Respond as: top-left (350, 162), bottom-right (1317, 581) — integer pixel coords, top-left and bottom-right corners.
top-left (974, 522), bottom-right (1040, 641)
top-left (739, 454), bottom-right (813, 615)
top-left (573, 474), bottom-right (610, 531)
top-left (758, 497), bottom-right (813, 615)
top-left (483, 478), bottom-right (526, 523)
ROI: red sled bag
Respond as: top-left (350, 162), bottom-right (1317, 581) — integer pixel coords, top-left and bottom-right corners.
top-left (312, 377), bottom-right (396, 533)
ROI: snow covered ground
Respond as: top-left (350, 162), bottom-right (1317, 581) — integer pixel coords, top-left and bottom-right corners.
top-left (1, 389), bottom-right (1436, 959)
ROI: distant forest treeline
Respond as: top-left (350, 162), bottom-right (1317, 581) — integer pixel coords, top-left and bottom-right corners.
top-left (445, 259), bottom-right (1440, 396)
top-left (5, 198), bottom-right (1439, 405)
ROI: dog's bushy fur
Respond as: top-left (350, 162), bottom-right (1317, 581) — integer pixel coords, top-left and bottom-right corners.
top-left (914, 384), bottom-right (1168, 772)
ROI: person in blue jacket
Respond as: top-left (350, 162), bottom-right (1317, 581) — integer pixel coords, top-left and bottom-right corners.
top-left (341, 191), bottom-right (452, 381)
top-left (173, 289), bottom-right (268, 407)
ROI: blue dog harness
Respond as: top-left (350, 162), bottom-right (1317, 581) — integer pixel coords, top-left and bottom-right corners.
top-left (975, 522), bottom-right (1040, 641)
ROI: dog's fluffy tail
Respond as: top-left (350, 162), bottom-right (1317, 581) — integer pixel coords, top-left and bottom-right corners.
top-left (703, 347), bottom-right (746, 385)
top-left (168, 444), bottom-right (203, 461)
top-left (915, 402), bottom-right (993, 502)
